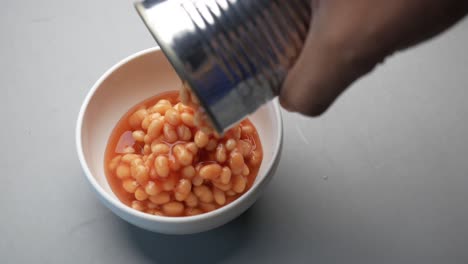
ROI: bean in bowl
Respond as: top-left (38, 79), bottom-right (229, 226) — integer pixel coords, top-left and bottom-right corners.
top-left (105, 91), bottom-right (263, 217)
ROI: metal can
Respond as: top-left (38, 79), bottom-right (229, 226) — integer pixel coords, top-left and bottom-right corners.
top-left (135, 0), bottom-right (311, 133)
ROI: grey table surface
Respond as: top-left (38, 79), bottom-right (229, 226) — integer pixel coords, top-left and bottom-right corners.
top-left (2, 1), bottom-right (468, 263)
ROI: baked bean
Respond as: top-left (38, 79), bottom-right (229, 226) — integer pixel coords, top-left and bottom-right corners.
top-left (130, 157), bottom-right (143, 168)
top-left (181, 165), bottom-right (196, 179)
top-left (199, 202), bottom-right (216, 213)
top-left (144, 134), bottom-right (152, 144)
top-left (215, 144), bottom-right (227, 163)
top-left (134, 165), bottom-right (149, 185)
top-left (162, 174), bottom-right (177, 191)
top-left (162, 202), bottom-right (184, 216)
top-left (226, 190), bottom-right (237, 196)
top-left (146, 208), bottom-right (156, 214)
top-left (130, 164), bottom-right (138, 179)
top-left (141, 116), bottom-right (151, 130)
top-left (145, 181), bottom-right (161, 196)
top-left (249, 150), bottom-right (262, 166)
top-left (129, 109), bottom-right (148, 129)
top-left (213, 181), bottom-right (232, 191)
top-left (143, 144), bottom-right (151, 155)
top-left (177, 103), bottom-right (192, 113)
top-left (177, 125), bottom-right (192, 141)
top-left (193, 185), bottom-right (214, 203)
top-left (242, 165), bottom-right (250, 176)
top-left (131, 200), bottom-right (145, 211)
top-left (200, 126), bottom-right (213, 136)
top-left (108, 155), bottom-right (121, 171)
top-left (147, 119), bottom-right (164, 139)
top-left (172, 144), bottom-right (187, 165)
top-left (238, 140), bottom-right (252, 157)
top-left (229, 151), bottom-right (245, 175)
top-left (132, 130), bottom-right (145, 142)
top-left (192, 176), bottom-right (203, 186)
top-left (194, 130), bottom-right (209, 148)
top-left (185, 142), bottom-right (198, 154)
top-left (241, 125), bottom-right (254, 135)
top-left (175, 102), bottom-right (185, 112)
top-left (174, 192), bottom-right (186, 202)
top-left (185, 207), bottom-right (203, 216)
top-left (206, 139), bottom-right (217, 151)
top-left (180, 112), bottom-right (195, 127)
top-left (122, 179), bottom-right (139, 193)
top-left (130, 157), bottom-right (143, 167)
top-left (135, 187), bottom-right (149, 201)
top-left (213, 187), bottom-right (226, 205)
top-left (147, 202), bottom-right (158, 209)
top-left (184, 192), bottom-right (198, 207)
top-left (131, 161), bottom-right (144, 179)
top-left (173, 144), bottom-right (193, 166)
top-left (165, 108), bottom-right (181, 126)
top-left (225, 139), bottom-right (237, 151)
top-left (148, 153), bottom-right (156, 161)
top-left (163, 123), bottom-right (178, 143)
top-left (151, 142), bottom-right (170, 155)
top-left (144, 154), bottom-right (155, 168)
top-left (123, 146), bottom-right (135, 154)
top-left (122, 153), bottom-right (140, 163)
top-left (116, 164), bottom-right (131, 179)
top-left (232, 175), bottom-right (247, 193)
top-left (142, 113), bottom-right (159, 129)
top-left (174, 179), bottom-right (192, 201)
top-left (154, 155), bottom-right (169, 178)
top-left (152, 102), bottom-right (172, 115)
top-left (220, 167), bottom-right (232, 184)
top-left (199, 164), bottom-right (222, 180)
top-left (153, 112), bottom-right (164, 123)
top-left (158, 99), bottom-right (172, 105)
top-left (149, 192), bottom-right (171, 205)
top-left (177, 178), bottom-right (192, 194)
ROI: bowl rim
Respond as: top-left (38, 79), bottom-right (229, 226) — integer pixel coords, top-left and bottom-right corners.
top-left (75, 47), bottom-right (283, 224)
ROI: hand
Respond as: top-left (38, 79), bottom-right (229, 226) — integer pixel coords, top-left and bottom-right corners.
top-left (280, 0), bottom-right (468, 116)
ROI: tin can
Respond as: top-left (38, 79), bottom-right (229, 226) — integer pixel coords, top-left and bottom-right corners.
top-left (135, 0), bottom-right (311, 133)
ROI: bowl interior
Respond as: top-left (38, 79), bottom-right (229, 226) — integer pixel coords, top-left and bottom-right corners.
top-left (79, 48), bottom-right (281, 206)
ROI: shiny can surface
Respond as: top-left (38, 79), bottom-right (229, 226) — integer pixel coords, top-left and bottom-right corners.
top-left (135, 0), bottom-right (311, 133)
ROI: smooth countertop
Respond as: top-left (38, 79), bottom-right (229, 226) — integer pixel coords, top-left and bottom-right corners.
top-left (2, 1), bottom-right (468, 263)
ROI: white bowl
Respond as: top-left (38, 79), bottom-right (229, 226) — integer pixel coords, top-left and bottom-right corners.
top-left (76, 47), bottom-right (283, 235)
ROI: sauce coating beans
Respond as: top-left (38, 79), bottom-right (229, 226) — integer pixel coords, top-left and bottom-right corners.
top-left (105, 91), bottom-right (263, 217)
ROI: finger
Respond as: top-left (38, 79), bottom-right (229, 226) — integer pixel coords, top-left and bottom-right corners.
top-left (280, 11), bottom-right (381, 116)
